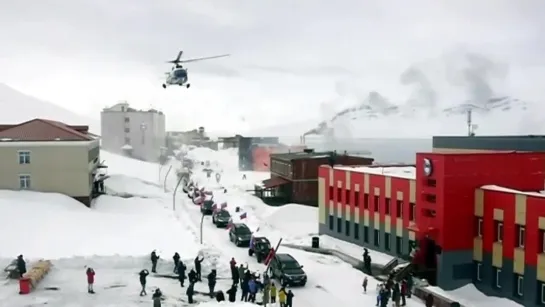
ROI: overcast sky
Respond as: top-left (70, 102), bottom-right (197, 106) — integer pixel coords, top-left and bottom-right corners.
top-left (0, 0), bottom-right (544, 133)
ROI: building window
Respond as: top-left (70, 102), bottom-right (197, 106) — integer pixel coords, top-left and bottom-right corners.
top-left (494, 268), bottom-right (502, 289)
top-left (426, 179), bottom-right (436, 187)
top-left (337, 217), bottom-right (342, 233)
top-left (541, 230), bottom-right (545, 253)
top-left (384, 233), bottom-right (391, 251)
top-left (124, 137), bottom-right (131, 145)
top-left (374, 196), bottom-right (379, 211)
top-left (409, 203), bottom-right (416, 221)
top-left (337, 187), bottom-right (342, 202)
top-left (124, 117), bottom-right (130, 122)
top-left (475, 262), bottom-right (482, 281)
top-left (354, 223), bottom-right (360, 240)
top-left (514, 274), bottom-right (523, 297)
top-left (329, 186), bottom-right (334, 200)
top-left (516, 225), bottom-right (525, 248)
top-left (396, 200), bottom-right (403, 218)
top-left (345, 220), bottom-right (350, 236)
top-left (345, 189), bottom-right (351, 205)
top-left (124, 127), bottom-right (130, 133)
top-left (476, 218), bottom-right (483, 237)
top-left (385, 198), bottom-right (391, 215)
top-left (18, 151), bottom-right (31, 164)
top-left (329, 215), bottom-right (334, 230)
top-left (355, 191), bottom-right (360, 208)
top-left (19, 174), bottom-right (31, 189)
top-left (495, 221), bottom-right (504, 243)
top-left (363, 226), bottom-right (369, 243)
top-left (425, 194), bottom-right (436, 203)
top-left (395, 237), bottom-right (403, 255)
top-left (373, 229), bottom-right (380, 247)
top-left (364, 194), bottom-right (369, 209)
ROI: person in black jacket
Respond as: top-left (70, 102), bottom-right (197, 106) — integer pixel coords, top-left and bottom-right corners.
top-left (207, 269), bottom-right (217, 297)
top-left (177, 261), bottom-right (187, 287)
top-left (139, 269), bottom-right (149, 296)
top-left (286, 290), bottom-right (294, 307)
top-left (194, 256), bottom-right (203, 281)
top-left (16, 255), bottom-right (26, 278)
top-left (231, 264), bottom-right (240, 286)
top-left (240, 277), bottom-right (249, 301)
top-left (173, 252), bottom-right (180, 273)
top-left (186, 282), bottom-right (195, 304)
top-left (151, 251), bottom-right (160, 273)
top-left (216, 290), bottom-right (225, 302)
top-left (152, 288), bottom-right (163, 307)
top-left (188, 268), bottom-right (197, 284)
top-left (226, 284), bottom-right (237, 302)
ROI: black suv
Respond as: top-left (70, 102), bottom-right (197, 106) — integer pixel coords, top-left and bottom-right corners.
top-left (200, 200), bottom-right (215, 215)
top-left (268, 253), bottom-right (307, 286)
top-left (212, 210), bottom-right (231, 227)
top-left (248, 236), bottom-right (272, 263)
top-left (228, 223), bottom-right (252, 247)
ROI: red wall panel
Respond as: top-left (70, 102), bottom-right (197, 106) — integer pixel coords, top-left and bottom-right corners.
top-left (525, 195), bottom-right (545, 266)
top-left (252, 146), bottom-right (274, 172)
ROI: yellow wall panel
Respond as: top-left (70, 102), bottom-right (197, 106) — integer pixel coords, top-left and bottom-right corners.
top-left (474, 189), bottom-right (484, 217)
top-left (538, 254), bottom-right (545, 282)
top-left (540, 217), bottom-right (545, 230)
top-left (385, 177), bottom-right (391, 198)
top-left (384, 216), bottom-right (391, 233)
top-left (492, 242), bottom-right (503, 267)
top-left (364, 210), bottom-right (370, 226)
top-left (364, 174), bottom-right (370, 193)
top-left (345, 171), bottom-right (351, 189)
top-left (328, 167), bottom-right (333, 186)
top-left (345, 204), bottom-right (351, 220)
top-left (373, 212), bottom-right (380, 230)
top-left (396, 191), bottom-right (403, 201)
top-left (328, 200), bottom-right (334, 215)
top-left (513, 248), bottom-right (525, 275)
top-left (473, 237), bottom-right (483, 261)
top-left (355, 208), bottom-right (360, 223)
top-left (374, 187), bottom-right (380, 196)
top-left (318, 178), bottom-right (326, 224)
top-left (493, 209), bottom-right (504, 221)
top-left (515, 194), bottom-right (527, 226)
top-left (409, 180), bottom-right (416, 203)
top-left (355, 184), bottom-right (360, 192)
top-left (409, 231), bottom-right (415, 241)
top-left (337, 180), bottom-right (342, 188)
top-left (396, 218), bottom-right (403, 236)
top-left (336, 202), bottom-right (342, 218)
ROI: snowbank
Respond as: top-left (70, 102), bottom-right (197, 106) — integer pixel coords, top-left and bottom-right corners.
top-left (0, 191), bottom-right (199, 259)
top-left (263, 204), bottom-right (318, 237)
top-left (430, 284), bottom-right (523, 307)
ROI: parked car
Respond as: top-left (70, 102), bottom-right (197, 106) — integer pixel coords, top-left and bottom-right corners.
top-left (248, 236), bottom-right (272, 263)
top-left (268, 253), bottom-right (307, 287)
top-left (212, 209), bottom-right (231, 227)
top-left (228, 223), bottom-right (252, 247)
top-left (200, 200), bottom-right (215, 215)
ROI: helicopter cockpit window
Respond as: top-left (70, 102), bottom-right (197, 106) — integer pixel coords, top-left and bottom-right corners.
top-left (174, 69), bottom-right (187, 78)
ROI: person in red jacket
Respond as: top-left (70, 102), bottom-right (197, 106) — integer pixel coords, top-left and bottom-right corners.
top-left (400, 280), bottom-right (408, 306)
top-left (86, 267), bottom-right (95, 294)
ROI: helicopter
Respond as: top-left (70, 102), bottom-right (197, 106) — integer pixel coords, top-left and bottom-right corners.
top-left (162, 51), bottom-right (230, 89)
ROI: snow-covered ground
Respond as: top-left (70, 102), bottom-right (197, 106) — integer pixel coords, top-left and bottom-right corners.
top-left (0, 147), bottom-right (522, 306)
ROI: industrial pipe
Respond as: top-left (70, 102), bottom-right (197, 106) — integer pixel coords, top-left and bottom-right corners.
top-left (163, 165), bottom-right (172, 192)
top-left (172, 171), bottom-right (184, 211)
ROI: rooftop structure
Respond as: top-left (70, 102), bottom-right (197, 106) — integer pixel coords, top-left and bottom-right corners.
top-left (334, 164), bottom-right (416, 180)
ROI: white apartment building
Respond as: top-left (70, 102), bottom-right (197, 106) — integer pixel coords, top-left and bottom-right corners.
top-left (100, 102), bottom-right (166, 162)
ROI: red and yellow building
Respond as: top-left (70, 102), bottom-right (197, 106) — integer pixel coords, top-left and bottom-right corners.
top-left (318, 151), bottom-right (545, 305)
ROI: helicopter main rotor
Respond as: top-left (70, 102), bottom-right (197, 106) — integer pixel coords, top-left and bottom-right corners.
top-left (167, 50), bottom-right (230, 69)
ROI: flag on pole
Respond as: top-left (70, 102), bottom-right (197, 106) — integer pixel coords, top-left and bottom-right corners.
top-left (240, 212), bottom-right (247, 219)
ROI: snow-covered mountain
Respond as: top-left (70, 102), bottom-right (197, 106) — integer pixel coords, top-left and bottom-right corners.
top-left (0, 83), bottom-right (100, 133)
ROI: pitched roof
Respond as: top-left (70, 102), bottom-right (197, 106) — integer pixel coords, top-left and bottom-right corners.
top-left (0, 118), bottom-right (92, 141)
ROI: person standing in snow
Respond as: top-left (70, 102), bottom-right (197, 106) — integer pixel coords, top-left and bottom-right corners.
top-left (362, 276), bottom-right (368, 293)
top-left (270, 282), bottom-right (277, 304)
top-left (188, 268), bottom-right (197, 284)
top-left (232, 263), bottom-right (240, 285)
top-left (16, 255), bottom-right (26, 278)
top-left (186, 282), bottom-right (195, 304)
top-left (375, 283), bottom-right (383, 307)
top-left (278, 287), bottom-right (287, 307)
top-left (241, 277), bottom-right (250, 301)
top-left (286, 289), bottom-right (294, 307)
top-left (216, 290), bottom-right (225, 302)
top-left (194, 255), bottom-right (204, 281)
top-left (406, 276), bottom-right (413, 298)
top-left (150, 251), bottom-right (160, 273)
top-left (178, 261), bottom-right (187, 287)
top-left (262, 282), bottom-right (270, 306)
top-left (400, 279), bottom-right (408, 306)
top-left (238, 264), bottom-right (246, 285)
top-left (392, 282), bottom-right (401, 307)
top-left (226, 284), bottom-right (237, 302)
top-left (86, 267), bottom-right (95, 294)
top-left (248, 277), bottom-right (257, 302)
top-left (152, 288), bottom-right (163, 307)
top-left (207, 269), bottom-right (217, 297)
top-left (139, 269), bottom-right (149, 296)
top-left (425, 293), bottom-right (434, 307)
top-left (173, 252), bottom-right (180, 273)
